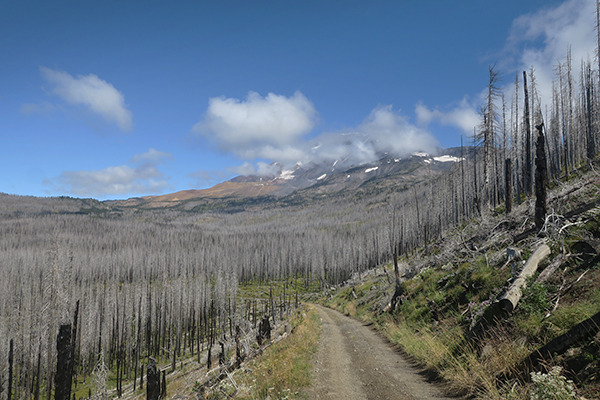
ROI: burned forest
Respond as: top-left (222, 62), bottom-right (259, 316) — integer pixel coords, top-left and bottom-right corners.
top-left (2, 18), bottom-right (600, 400)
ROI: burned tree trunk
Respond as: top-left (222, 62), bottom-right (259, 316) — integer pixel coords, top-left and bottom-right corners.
top-left (34, 345), bottom-right (42, 400)
top-left (146, 358), bottom-right (161, 400)
top-left (505, 159), bottom-right (512, 214)
top-left (235, 325), bottom-right (243, 367)
top-left (520, 310), bottom-right (600, 377)
top-left (7, 339), bottom-right (13, 400)
top-left (523, 71), bottom-right (532, 196)
top-left (69, 301), bottom-right (79, 397)
top-left (534, 123), bottom-right (548, 231)
top-left (256, 316), bottom-right (271, 346)
top-left (55, 324), bottom-right (72, 400)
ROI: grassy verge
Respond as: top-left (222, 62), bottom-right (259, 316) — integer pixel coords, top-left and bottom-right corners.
top-left (228, 304), bottom-right (320, 400)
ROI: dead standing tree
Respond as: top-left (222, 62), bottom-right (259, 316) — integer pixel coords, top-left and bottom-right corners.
top-left (54, 324), bottom-right (72, 400)
top-left (535, 123), bottom-right (548, 231)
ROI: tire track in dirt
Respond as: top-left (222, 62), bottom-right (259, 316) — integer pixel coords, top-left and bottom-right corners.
top-left (306, 304), bottom-right (453, 400)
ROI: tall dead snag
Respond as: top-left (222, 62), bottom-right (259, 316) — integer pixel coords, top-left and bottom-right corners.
top-left (7, 339), bottom-right (13, 400)
top-left (534, 123), bottom-right (548, 231)
top-left (505, 159), bottom-right (512, 214)
top-left (523, 71), bottom-right (532, 196)
top-left (69, 301), bottom-right (79, 397)
top-left (499, 244), bottom-right (551, 313)
top-left (55, 324), bottom-right (73, 400)
top-left (387, 208), bottom-right (404, 312)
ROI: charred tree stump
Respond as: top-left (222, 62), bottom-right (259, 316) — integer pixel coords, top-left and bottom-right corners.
top-left (256, 316), bottom-right (271, 346)
top-left (534, 123), bottom-right (548, 231)
top-left (146, 358), bottom-right (161, 400)
top-left (55, 324), bottom-right (73, 400)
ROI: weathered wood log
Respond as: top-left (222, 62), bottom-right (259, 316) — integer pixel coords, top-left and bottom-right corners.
top-left (470, 244), bottom-right (552, 340)
top-left (498, 244), bottom-right (551, 313)
top-left (535, 253), bottom-right (567, 283)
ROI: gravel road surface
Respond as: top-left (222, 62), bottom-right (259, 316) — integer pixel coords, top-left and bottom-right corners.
top-left (305, 304), bottom-right (454, 400)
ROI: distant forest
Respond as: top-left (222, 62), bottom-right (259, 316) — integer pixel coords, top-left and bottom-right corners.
top-left (1, 19), bottom-right (599, 400)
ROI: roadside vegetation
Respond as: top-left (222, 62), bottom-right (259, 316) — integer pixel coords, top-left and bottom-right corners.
top-left (315, 162), bottom-right (600, 399)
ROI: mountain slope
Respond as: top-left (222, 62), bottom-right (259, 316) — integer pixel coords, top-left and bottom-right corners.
top-left (111, 149), bottom-right (465, 210)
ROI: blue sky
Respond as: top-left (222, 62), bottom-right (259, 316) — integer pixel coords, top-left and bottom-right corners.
top-left (0, 0), bottom-right (596, 200)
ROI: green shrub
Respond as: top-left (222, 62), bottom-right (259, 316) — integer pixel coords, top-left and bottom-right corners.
top-left (520, 281), bottom-right (550, 317)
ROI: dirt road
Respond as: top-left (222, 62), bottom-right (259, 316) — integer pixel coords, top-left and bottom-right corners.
top-left (306, 305), bottom-right (453, 400)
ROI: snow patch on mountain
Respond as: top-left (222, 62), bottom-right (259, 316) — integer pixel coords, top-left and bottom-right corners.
top-left (433, 155), bottom-right (463, 163)
top-left (365, 167), bottom-right (379, 173)
top-left (280, 169), bottom-right (295, 180)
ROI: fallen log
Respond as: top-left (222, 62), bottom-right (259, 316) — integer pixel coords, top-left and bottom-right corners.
top-left (469, 244), bottom-right (551, 339)
top-left (498, 244), bottom-right (551, 313)
top-left (535, 253), bottom-right (567, 284)
top-left (513, 227), bottom-right (537, 243)
top-left (529, 310), bottom-right (600, 367)
top-left (563, 198), bottom-right (600, 219)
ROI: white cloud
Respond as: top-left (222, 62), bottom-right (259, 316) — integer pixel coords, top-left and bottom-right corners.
top-left (192, 91), bottom-right (316, 161)
top-left (44, 149), bottom-right (172, 198)
top-left (357, 105), bottom-right (438, 155)
top-left (415, 99), bottom-right (480, 134)
top-left (40, 67), bottom-right (133, 132)
top-left (196, 99), bottom-right (439, 176)
top-left (305, 105), bottom-right (438, 168)
top-left (504, 0), bottom-right (596, 105)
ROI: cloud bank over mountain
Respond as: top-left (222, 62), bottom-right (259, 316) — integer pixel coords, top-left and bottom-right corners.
top-left (193, 92), bottom-right (439, 176)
